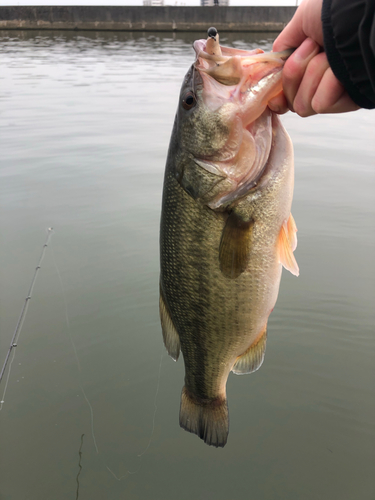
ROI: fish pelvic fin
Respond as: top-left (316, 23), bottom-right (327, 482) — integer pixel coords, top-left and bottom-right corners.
top-left (277, 213), bottom-right (299, 277)
top-left (219, 212), bottom-right (254, 279)
top-left (232, 325), bottom-right (267, 375)
top-left (159, 287), bottom-right (180, 361)
top-left (179, 387), bottom-right (229, 448)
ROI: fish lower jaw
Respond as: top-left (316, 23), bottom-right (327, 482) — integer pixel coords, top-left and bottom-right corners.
top-left (247, 68), bottom-right (282, 94)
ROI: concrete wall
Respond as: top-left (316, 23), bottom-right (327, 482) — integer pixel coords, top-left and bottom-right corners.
top-left (0, 6), bottom-right (296, 32)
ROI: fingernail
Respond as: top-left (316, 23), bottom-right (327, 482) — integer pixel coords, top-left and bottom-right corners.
top-left (293, 38), bottom-right (319, 63)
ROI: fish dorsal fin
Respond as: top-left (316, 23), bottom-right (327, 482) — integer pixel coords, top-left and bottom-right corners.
top-left (219, 212), bottom-right (254, 279)
top-left (232, 325), bottom-right (267, 375)
top-left (159, 288), bottom-right (180, 361)
top-left (277, 213), bottom-right (299, 277)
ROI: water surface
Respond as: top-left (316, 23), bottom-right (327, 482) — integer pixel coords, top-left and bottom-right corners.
top-left (0, 30), bottom-right (374, 500)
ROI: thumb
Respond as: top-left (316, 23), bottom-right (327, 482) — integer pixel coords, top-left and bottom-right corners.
top-left (273, 7), bottom-right (306, 52)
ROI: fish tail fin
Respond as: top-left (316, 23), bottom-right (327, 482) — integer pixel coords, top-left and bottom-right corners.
top-left (179, 386), bottom-right (229, 448)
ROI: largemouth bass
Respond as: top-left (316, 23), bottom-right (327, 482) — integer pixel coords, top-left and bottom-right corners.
top-left (159, 28), bottom-right (299, 448)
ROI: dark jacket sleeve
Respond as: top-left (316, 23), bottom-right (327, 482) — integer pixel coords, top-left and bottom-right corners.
top-left (322, 0), bottom-right (375, 109)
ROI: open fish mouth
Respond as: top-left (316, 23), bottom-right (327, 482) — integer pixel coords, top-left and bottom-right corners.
top-left (193, 34), bottom-right (292, 113)
top-left (187, 29), bottom-right (293, 209)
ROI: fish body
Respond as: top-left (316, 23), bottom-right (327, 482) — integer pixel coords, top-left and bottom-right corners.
top-left (159, 32), bottom-right (298, 447)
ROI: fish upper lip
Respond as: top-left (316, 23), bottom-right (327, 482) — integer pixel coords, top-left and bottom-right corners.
top-left (193, 39), bottom-right (293, 65)
top-left (193, 38), bottom-right (291, 85)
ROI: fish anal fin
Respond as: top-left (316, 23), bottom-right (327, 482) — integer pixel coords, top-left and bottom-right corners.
top-left (219, 213), bottom-right (254, 279)
top-left (277, 213), bottom-right (299, 277)
top-left (159, 288), bottom-right (180, 361)
top-left (232, 325), bottom-right (267, 375)
top-left (179, 387), bottom-right (229, 448)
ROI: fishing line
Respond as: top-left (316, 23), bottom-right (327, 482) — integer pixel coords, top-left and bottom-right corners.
top-left (0, 228), bottom-right (164, 482)
top-left (0, 228), bottom-right (54, 411)
top-left (52, 241), bottom-right (165, 480)
top-left (138, 344), bottom-right (164, 458)
top-left (50, 244), bottom-right (99, 455)
top-left (105, 343), bottom-right (165, 481)
top-left (75, 433), bottom-right (84, 500)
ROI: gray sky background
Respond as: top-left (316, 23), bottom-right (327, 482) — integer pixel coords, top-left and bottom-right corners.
top-left (0, 1), bottom-right (299, 6)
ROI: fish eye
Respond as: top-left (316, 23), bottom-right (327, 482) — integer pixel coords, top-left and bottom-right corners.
top-left (182, 91), bottom-right (196, 110)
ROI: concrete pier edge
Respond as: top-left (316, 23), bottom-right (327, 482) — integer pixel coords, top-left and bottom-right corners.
top-left (0, 6), bottom-right (296, 32)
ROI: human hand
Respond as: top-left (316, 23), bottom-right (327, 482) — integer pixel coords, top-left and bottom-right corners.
top-left (268, 0), bottom-right (359, 117)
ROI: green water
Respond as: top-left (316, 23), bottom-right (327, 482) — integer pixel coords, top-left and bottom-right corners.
top-left (0, 30), bottom-right (374, 500)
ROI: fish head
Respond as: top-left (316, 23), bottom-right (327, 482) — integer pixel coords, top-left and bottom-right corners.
top-left (174, 34), bottom-right (292, 209)
top-left (193, 38), bottom-right (292, 120)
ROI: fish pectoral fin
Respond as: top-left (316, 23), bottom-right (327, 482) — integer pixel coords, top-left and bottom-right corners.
top-left (277, 213), bottom-right (299, 277)
top-left (219, 212), bottom-right (254, 279)
top-left (159, 288), bottom-right (180, 361)
top-left (232, 325), bottom-right (267, 375)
